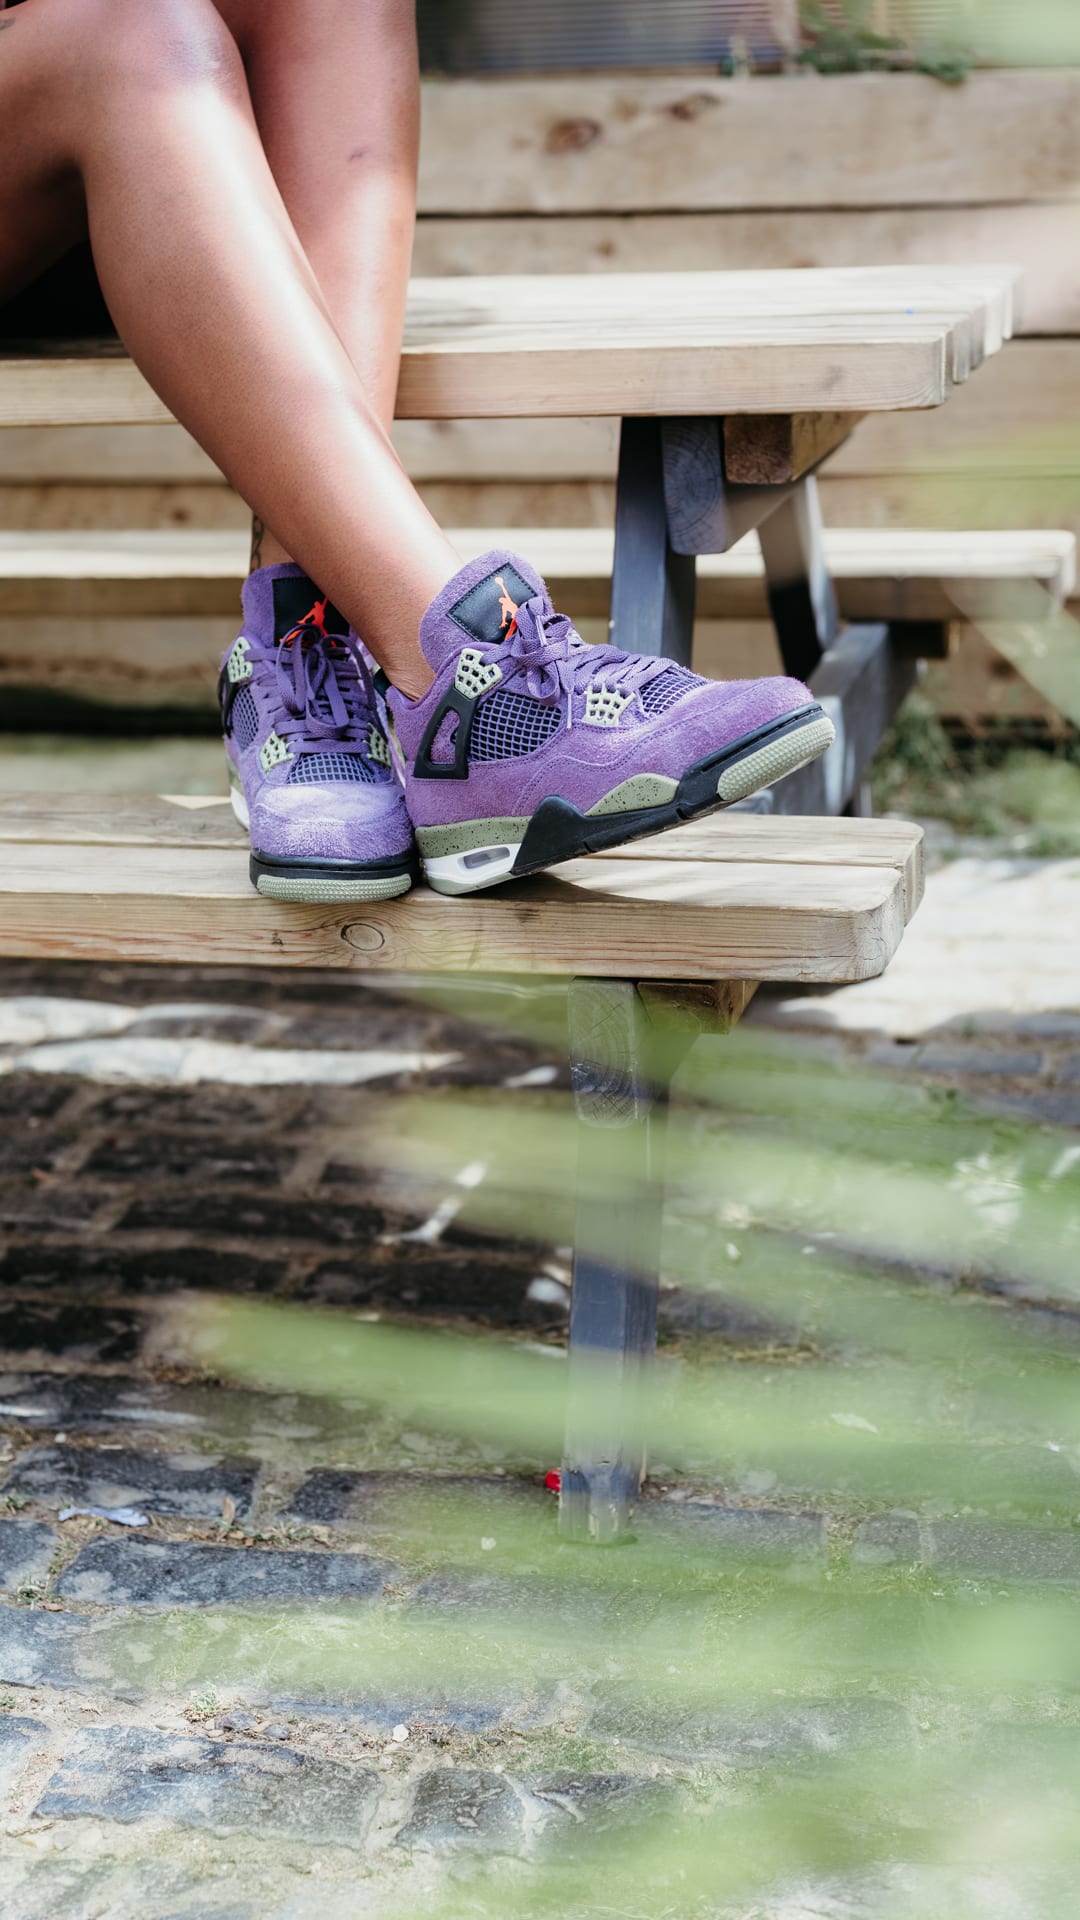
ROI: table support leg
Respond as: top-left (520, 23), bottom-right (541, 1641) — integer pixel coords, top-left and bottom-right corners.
top-left (610, 418), bottom-right (697, 664)
top-left (560, 978), bottom-right (679, 1544)
top-left (758, 475), bottom-right (839, 682)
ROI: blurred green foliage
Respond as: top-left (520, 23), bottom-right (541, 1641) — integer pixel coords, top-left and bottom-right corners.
top-left (159, 985), bottom-right (1080, 1914)
top-left (873, 692), bottom-right (1080, 853)
top-left (798, 1), bottom-right (972, 80)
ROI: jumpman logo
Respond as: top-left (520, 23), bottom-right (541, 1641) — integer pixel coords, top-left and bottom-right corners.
top-left (282, 596), bottom-right (329, 646)
top-left (495, 576), bottom-right (519, 637)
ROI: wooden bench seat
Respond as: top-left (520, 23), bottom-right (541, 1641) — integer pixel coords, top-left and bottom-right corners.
top-left (0, 798), bottom-right (921, 981)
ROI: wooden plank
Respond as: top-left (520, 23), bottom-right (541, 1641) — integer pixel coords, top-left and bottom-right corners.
top-left (6, 526), bottom-right (1071, 626)
top-left (723, 413), bottom-right (864, 486)
top-left (0, 793), bottom-right (921, 887)
top-left (0, 334), bottom-right (951, 427)
top-left (0, 841), bottom-right (907, 984)
top-left (416, 72), bottom-right (1080, 214)
top-left (0, 796), bottom-right (925, 933)
top-left (637, 979), bottom-right (759, 1034)
top-left (3, 266), bottom-right (1022, 425)
top-left (10, 329), bottom-right (1069, 496)
top-left (0, 531), bottom-right (245, 618)
top-left (411, 206), bottom-right (1080, 337)
top-left (620, 818), bottom-right (924, 922)
top-left (817, 474), bottom-right (1080, 546)
top-left (446, 527), bottom-right (1077, 621)
top-left (5, 331), bottom-right (1075, 489)
top-left (0, 614), bottom-right (230, 712)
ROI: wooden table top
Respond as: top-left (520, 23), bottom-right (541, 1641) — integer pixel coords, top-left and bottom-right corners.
top-left (1, 265), bottom-right (1022, 426)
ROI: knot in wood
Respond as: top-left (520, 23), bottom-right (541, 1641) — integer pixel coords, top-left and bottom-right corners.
top-left (544, 117), bottom-right (601, 155)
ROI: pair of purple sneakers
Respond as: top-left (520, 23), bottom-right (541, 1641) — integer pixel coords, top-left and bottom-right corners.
top-left (222, 552), bottom-right (835, 901)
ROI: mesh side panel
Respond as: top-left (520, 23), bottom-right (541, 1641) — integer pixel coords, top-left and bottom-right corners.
top-left (469, 690), bottom-right (562, 761)
top-left (287, 752), bottom-right (377, 785)
top-left (231, 686), bottom-right (260, 750)
top-left (639, 666), bottom-right (697, 716)
top-left (430, 710), bottom-right (459, 764)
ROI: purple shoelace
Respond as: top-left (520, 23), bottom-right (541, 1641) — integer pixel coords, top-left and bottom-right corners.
top-left (269, 627), bottom-right (376, 745)
top-left (501, 597), bottom-right (673, 728)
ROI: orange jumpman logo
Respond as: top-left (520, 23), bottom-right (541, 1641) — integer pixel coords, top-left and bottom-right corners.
top-left (301, 596), bottom-right (329, 634)
top-left (495, 576), bottom-right (519, 636)
top-left (282, 596), bottom-right (329, 647)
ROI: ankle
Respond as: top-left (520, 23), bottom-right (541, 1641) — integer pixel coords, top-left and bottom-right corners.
top-left (387, 664), bottom-right (434, 702)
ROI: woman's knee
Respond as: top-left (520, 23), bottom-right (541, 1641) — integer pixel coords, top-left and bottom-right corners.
top-left (73, 0), bottom-right (247, 106)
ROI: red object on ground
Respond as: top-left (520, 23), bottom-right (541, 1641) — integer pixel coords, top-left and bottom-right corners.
top-left (544, 1470), bottom-right (561, 1494)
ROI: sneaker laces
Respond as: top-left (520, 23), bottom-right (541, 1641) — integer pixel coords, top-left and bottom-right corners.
top-left (272, 615), bottom-right (377, 745)
top-left (501, 596), bottom-right (673, 730)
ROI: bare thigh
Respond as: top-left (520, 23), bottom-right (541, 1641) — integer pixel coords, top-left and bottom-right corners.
top-left (0, 0), bottom-right (88, 300)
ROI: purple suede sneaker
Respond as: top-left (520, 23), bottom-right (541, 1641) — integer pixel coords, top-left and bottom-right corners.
top-left (221, 563), bottom-right (416, 901)
top-left (387, 550), bottom-right (835, 896)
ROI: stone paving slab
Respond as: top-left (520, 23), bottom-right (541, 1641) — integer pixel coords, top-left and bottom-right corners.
top-left (5, 1446), bottom-right (259, 1521)
top-left (0, 1371), bottom-right (373, 1450)
top-left (394, 1765), bottom-right (668, 1857)
top-left (56, 1538), bottom-right (402, 1608)
top-left (82, 1132), bottom-right (294, 1188)
top-left (0, 1608), bottom-right (122, 1694)
top-left (285, 1469), bottom-right (546, 1535)
top-left (977, 1088), bottom-right (1080, 1128)
top-left (590, 1694), bottom-right (916, 1767)
top-left (295, 1251), bottom-right (561, 1329)
top-left (117, 1190), bottom-right (387, 1247)
top-left (0, 1603), bottom-right (536, 1725)
top-left (0, 1712), bottom-right (46, 1794)
top-left (0, 1183), bottom-right (104, 1235)
top-left (0, 1300), bottom-right (143, 1364)
top-left (636, 1500), bottom-right (826, 1560)
top-left (0, 1242), bottom-right (287, 1296)
top-left (35, 1724), bottom-right (382, 1848)
top-left (0, 1519), bottom-right (56, 1594)
top-left (854, 1513), bottom-right (1080, 1583)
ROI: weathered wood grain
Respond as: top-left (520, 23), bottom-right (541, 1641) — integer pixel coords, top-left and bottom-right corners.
top-left (2, 266), bottom-right (1022, 425)
top-left (411, 205), bottom-right (1080, 336)
top-left (10, 338), bottom-right (1073, 496)
top-left (723, 413), bottom-right (864, 485)
top-left (0, 792), bottom-right (923, 907)
top-left (416, 72), bottom-right (1080, 214)
top-left (0, 838), bottom-right (908, 984)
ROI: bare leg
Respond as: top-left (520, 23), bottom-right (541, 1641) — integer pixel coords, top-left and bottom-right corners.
top-left (219, 0), bottom-right (419, 574)
top-left (0, 0), bottom-right (451, 693)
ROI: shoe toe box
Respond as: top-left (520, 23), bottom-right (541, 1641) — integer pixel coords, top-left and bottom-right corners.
top-left (249, 780), bottom-right (414, 864)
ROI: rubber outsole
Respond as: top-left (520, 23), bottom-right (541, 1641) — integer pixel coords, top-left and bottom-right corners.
top-left (253, 868), bottom-right (414, 903)
top-left (249, 849), bottom-right (417, 904)
top-left (421, 703), bottom-right (835, 896)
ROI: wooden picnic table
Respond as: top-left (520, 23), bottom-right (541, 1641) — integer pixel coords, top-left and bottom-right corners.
top-left (0, 263), bottom-right (1019, 1542)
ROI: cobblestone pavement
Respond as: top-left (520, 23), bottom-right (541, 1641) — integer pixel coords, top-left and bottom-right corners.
top-left (0, 846), bottom-right (1077, 1918)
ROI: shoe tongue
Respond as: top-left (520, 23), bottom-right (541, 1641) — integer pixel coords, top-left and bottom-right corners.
top-left (419, 552), bottom-right (546, 672)
top-left (269, 574), bottom-right (347, 644)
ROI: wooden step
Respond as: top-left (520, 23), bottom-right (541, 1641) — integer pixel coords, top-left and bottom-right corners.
top-left (2, 525), bottom-right (1071, 623)
top-left (0, 265), bottom-right (1021, 427)
top-left (0, 797), bottom-right (922, 984)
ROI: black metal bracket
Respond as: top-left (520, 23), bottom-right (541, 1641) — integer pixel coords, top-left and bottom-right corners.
top-left (560, 979), bottom-right (690, 1544)
top-left (610, 419), bottom-right (697, 666)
